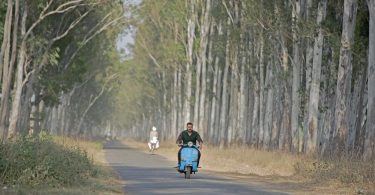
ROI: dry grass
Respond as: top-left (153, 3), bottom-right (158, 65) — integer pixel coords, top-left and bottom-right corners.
top-left (295, 157), bottom-right (375, 194)
top-left (200, 145), bottom-right (300, 176)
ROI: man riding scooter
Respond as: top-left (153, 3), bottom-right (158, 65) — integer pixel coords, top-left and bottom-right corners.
top-left (176, 122), bottom-right (203, 167)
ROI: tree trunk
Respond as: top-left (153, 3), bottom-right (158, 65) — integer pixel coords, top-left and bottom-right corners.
top-left (0, 0), bottom-right (14, 141)
top-left (227, 51), bottom-right (238, 146)
top-left (171, 68), bottom-right (178, 139)
top-left (177, 67), bottom-right (183, 132)
top-left (353, 66), bottom-right (368, 153)
top-left (279, 30), bottom-right (290, 150)
top-left (213, 22), bottom-right (223, 145)
top-left (208, 27), bottom-right (219, 142)
top-left (214, 65), bottom-right (223, 144)
top-left (50, 106), bottom-right (58, 135)
top-left (333, 0), bottom-right (357, 156)
top-left (239, 38), bottom-right (248, 144)
top-left (263, 60), bottom-right (273, 149)
top-left (364, 0), bottom-right (375, 160)
top-left (160, 71), bottom-right (167, 140)
top-left (273, 65), bottom-right (283, 149)
top-left (291, 0), bottom-right (302, 152)
top-left (198, 0), bottom-right (211, 135)
top-left (305, 0), bottom-right (327, 154)
top-left (219, 17), bottom-right (231, 148)
top-left (304, 0), bottom-right (313, 97)
top-left (77, 85), bottom-right (106, 135)
top-left (184, 0), bottom-right (196, 124)
top-left (302, 0), bottom-right (313, 152)
top-left (0, 0), bottom-right (13, 86)
top-left (8, 0), bottom-right (25, 137)
top-left (258, 31), bottom-right (265, 148)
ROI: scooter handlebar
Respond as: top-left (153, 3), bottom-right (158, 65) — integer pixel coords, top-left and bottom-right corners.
top-left (177, 144), bottom-right (200, 149)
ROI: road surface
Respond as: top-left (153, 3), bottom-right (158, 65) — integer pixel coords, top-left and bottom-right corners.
top-left (105, 140), bottom-right (288, 195)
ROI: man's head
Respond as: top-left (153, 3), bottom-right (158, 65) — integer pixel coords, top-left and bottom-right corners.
top-left (152, 126), bottom-right (157, 131)
top-left (186, 122), bottom-right (193, 132)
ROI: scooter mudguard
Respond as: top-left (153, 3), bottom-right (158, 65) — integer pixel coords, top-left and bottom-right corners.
top-left (178, 147), bottom-right (199, 172)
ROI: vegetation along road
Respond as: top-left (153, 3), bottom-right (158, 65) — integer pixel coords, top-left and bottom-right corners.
top-left (0, 0), bottom-right (374, 194)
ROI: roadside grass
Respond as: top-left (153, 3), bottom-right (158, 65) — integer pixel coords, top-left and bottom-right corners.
top-left (123, 138), bottom-right (375, 194)
top-left (0, 134), bottom-right (123, 195)
top-left (295, 155), bottom-right (375, 194)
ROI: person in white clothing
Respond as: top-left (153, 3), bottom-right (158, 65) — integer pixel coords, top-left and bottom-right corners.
top-left (148, 126), bottom-right (159, 151)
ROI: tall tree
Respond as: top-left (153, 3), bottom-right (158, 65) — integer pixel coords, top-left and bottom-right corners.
top-left (184, 0), bottom-right (196, 123)
top-left (333, 0), bottom-right (358, 155)
top-left (0, 0), bottom-right (15, 141)
top-left (305, 0), bottom-right (327, 154)
top-left (364, 0), bottom-right (375, 160)
top-left (291, 0), bottom-right (303, 152)
top-left (198, 0), bottom-right (211, 135)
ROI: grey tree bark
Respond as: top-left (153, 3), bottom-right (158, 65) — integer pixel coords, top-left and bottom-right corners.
top-left (353, 66), bottom-right (368, 153)
top-left (364, 0), bottom-right (375, 160)
top-left (305, 0), bottom-right (327, 154)
top-left (0, 0), bottom-right (13, 85)
top-left (219, 16), bottom-right (231, 148)
top-left (198, 0), bottom-right (211, 135)
top-left (291, 0), bottom-right (302, 152)
top-left (0, 0), bottom-right (14, 141)
top-left (302, 0), bottom-right (313, 150)
top-left (263, 60), bottom-right (273, 148)
top-left (184, 0), bottom-right (196, 124)
top-left (258, 30), bottom-right (265, 148)
top-left (227, 50), bottom-right (238, 145)
top-left (8, 0), bottom-right (23, 137)
top-left (279, 30), bottom-right (291, 150)
top-left (171, 68), bottom-right (178, 139)
top-left (239, 36), bottom-right (248, 144)
top-left (333, 0), bottom-right (357, 155)
top-left (208, 22), bottom-right (218, 142)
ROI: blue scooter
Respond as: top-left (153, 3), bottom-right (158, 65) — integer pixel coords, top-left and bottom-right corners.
top-left (177, 141), bottom-right (200, 179)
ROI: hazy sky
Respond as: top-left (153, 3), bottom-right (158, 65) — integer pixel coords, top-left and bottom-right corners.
top-left (116, 0), bottom-right (142, 59)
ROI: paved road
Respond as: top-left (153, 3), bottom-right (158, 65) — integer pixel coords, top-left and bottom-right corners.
top-left (104, 140), bottom-right (288, 195)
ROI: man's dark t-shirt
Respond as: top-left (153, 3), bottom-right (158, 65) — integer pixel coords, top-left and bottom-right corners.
top-left (176, 130), bottom-right (203, 145)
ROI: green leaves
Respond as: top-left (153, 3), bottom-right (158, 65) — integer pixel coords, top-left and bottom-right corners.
top-left (48, 47), bottom-right (60, 66)
top-left (0, 135), bottom-right (95, 187)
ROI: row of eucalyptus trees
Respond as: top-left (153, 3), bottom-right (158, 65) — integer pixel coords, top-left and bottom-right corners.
top-left (122, 0), bottom-right (375, 160)
top-left (0, 0), bottom-right (125, 141)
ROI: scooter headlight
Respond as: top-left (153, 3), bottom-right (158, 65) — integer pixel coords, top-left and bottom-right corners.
top-left (187, 141), bottom-right (193, 147)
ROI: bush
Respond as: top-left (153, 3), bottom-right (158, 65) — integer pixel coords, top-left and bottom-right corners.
top-left (0, 133), bottom-right (97, 187)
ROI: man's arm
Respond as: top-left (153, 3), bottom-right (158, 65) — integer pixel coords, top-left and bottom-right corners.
top-left (196, 133), bottom-right (203, 149)
top-left (176, 132), bottom-right (183, 144)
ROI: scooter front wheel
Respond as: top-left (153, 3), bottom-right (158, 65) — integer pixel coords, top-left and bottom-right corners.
top-left (184, 166), bottom-right (191, 179)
